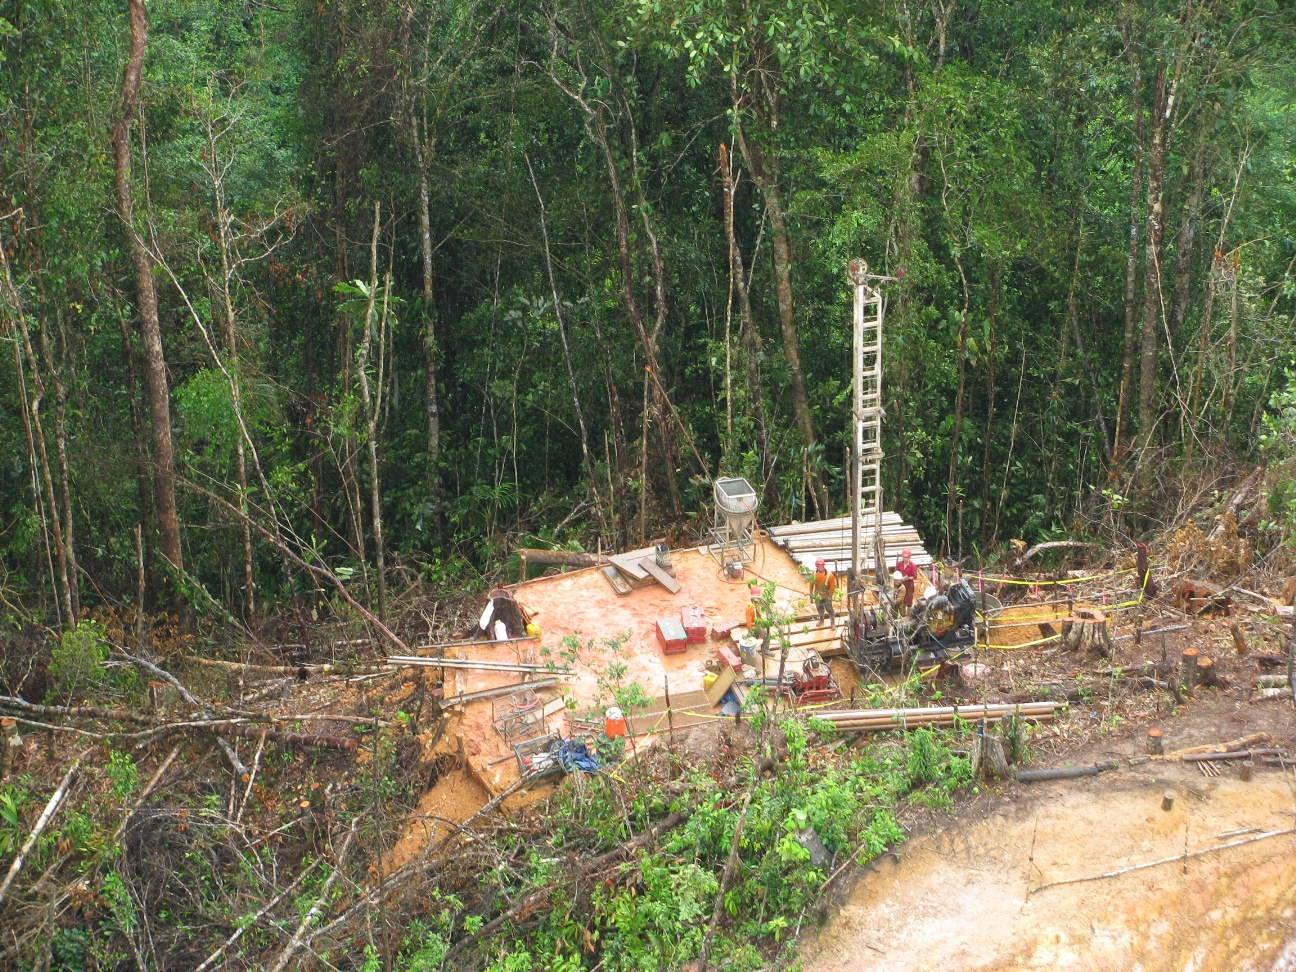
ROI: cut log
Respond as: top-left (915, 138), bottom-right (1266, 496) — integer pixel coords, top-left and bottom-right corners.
top-left (516, 549), bottom-right (607, 572)
top-left (1014, 540), bottom-right (1095, 567)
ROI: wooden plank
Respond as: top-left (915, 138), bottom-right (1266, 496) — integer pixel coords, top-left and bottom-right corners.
top-left (601, 565), bottom-right (633, 596)
top-left (638, 557), bottom-right (682, 594)
top-left (704, 664), bottom-right (737, 705)
top-left (767, 512), bottom-right (904, 538)
top-left (610, 555), bottom-right (650, 581)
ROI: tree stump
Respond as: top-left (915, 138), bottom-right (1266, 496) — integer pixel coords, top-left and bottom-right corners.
top-left (1061, 608), bottom-right (1110, 656)
top-left (971, 733), bottom-right (1010, 780)
top-left (1146, 727), bottom-right (1163, 755)
top-left (1000, 712), bottom-right (1028, 764)
top-left (1181, 648), bottom-right (1199, 694)
top-left (1230, 623), bottom-right (1248, 655)
top-left (1195, 655), bottom-right (1222, 688)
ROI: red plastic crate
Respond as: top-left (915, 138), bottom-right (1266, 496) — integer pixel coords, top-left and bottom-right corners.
top-left (681, 605), bottom-right (708, 644)
top-left (656, 617), bottom-right (688, 655)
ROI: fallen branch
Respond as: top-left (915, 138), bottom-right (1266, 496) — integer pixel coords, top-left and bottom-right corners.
top-left (115, 745), bottom-right (181, 841)
top-left (0, 695), bottom-right (158, 725)
top-left (444, 807), bottom-right (695, 963)
top-left (1014, 760), bottom-right (1119, 783)
top-left (110, 650), bottom-right (248, 777)
top-left (0, 757), bottom-right (80, 906)
top-left (1029, 827), bottom-right (1296, 895)
top-left (193, 855), bottom-right (323, 972)
top-left (1015, 540), bottom-right (1095, 567)
top-left (696, 761), bottom-right (761, 972)
top-left (210, 723), bottom-right (358, 753)
top-left (266, 823), bottom-right (356, 972)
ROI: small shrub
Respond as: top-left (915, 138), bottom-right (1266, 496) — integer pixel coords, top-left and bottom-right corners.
top-left (47, 621), bottom-right (108, 699)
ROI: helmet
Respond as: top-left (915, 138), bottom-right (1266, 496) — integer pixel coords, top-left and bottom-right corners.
top-left (815, 558), bottom-right (826, 569)
top-left (892, 570), bottom-right (906, 582)
top-left (901, 548), bottom-right (912, 558)
top-left (750, 589), bottom-right (761, 600)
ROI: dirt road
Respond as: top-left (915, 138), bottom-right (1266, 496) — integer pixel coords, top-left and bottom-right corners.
top-left (802, 766), bottom-right (1296, 971)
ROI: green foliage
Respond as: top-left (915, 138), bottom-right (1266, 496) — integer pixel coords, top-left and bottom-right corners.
top-left (47, 621), bottom-right (108, 699)
top-left (106, 751), bottom-right (138, 802)
top-left (0, 784), bottom-right (26, 859)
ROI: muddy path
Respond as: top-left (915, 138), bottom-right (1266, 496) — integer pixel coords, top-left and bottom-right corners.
top-left (802, 760), bottom-right (1296, 971)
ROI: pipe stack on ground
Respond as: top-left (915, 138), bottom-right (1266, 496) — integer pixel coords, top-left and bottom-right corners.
top-left (387, 656), bottom-right (572, 675)
top-left (817, 701), bottom-right (1061, 733)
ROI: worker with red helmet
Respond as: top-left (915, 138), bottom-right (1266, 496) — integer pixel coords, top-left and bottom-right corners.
top-left (812, 558), bottom-right (837, 623)
top-left (894, 548), bottom-right (918, 608)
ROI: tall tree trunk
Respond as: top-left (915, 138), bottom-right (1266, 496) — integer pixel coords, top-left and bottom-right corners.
top-left (357, 202), bottom-right (387, 623)
top-left (213, 214), bottom-right (255, 624)
top-left (416, 163), bottom-right (443, 530)
top-left (116, 307), bottom-right (155, 607)
top-left (980, 266), bottom-right (998, 539)
top-left (1222, 251), bottom-right (1240, 434)
top-left (39, 313), bottom-right (79, 618)
top-left (1169, 134), bottom-right (1206, 340)
top-left (528, 155), bottom-right (608, 536)
top-left (720, 143), bottom-right (770, 487)
top-left (113, 0), bottom-right (183, 580)
top-left (1137, 62), bottom-right (1178, 442)
top-left (945, 256), bottom-right (970, 552)
top-left (732, 99), bottom-right (825, 516)
top-left (1115, 60), bottom-right (1144, 457)
top-left (0, 240), bottom-right (73, 624)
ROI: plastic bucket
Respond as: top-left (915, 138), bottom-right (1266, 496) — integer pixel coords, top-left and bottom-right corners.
top-left (604, 706), bottom-right (627, 739)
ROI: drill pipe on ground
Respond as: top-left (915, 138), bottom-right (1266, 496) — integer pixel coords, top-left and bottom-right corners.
top-left (818, 702), bottom-right (1060, 733)
top-left (387, 656), bottom-right (572, 675)
top-left (1014, 760), bottom-right (1119, 782)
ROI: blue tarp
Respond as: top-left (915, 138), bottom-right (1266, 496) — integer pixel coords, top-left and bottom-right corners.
top-left (558, 739), bottom-right (600, 775)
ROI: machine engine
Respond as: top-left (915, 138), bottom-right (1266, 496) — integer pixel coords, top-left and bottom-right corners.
top-left (847, 578), bottom-right (978, 675)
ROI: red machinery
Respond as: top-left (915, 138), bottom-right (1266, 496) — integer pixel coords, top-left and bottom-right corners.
top-left (778, 650), bottom-right (842, 707)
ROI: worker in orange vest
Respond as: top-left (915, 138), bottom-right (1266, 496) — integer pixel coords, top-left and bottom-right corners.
top-left (812, 558), bottom-right (837, 623)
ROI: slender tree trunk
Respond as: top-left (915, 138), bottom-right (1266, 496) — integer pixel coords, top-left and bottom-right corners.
top-left (113, 0), bottom-right (183, 580)
top-left (39, 314), bottom-right (79, 617)
top-left (528, 156), bottom-right (607, 536)
top-left (980, 267), bottom-right (998, 539)
top-left (1115, 60), bottom-right (1144, 457)
top-left (206, 126), bottom-right (257, 624)
top-left (945, 257), bottom-right (970, 552)
top-left (1137, 63), bottom-right (1178, 441)
top-left (416, 163), bottom-right (443, 529)
top-left (1169, 135), bottom-right (1206, 340)
top-left (1066, 224), bottom-right (1111, 457)
top-left (116, 307), bottom-right (155, 603)
top-left (0, 240), bottom-right (72, 624)
top-left (356, 202), bottom-right (387, 623)
top-left (733, 103), bottom-right (824, 515)
top-left (721, 143), bottom-right (770, 485)
top-left (1222, 252), bottom-right (1240, 434)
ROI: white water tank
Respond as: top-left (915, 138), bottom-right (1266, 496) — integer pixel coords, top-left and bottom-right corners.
top-left (714, 477), bottom-right (759, 536)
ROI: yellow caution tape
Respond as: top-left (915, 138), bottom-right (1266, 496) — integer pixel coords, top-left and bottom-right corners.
top-left (974, 566), bottom-right (1142, 586)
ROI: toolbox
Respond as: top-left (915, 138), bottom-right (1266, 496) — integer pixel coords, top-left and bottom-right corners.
top-left (655, 617), bottom-right (689, 655)
top-left (717, 644), bottom-right (742, 670)
top-left (681, 605), bottom-right (708, 644)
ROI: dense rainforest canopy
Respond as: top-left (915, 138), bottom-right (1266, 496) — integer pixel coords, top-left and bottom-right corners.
top-left (2, 0), bottom-right (1295, 627)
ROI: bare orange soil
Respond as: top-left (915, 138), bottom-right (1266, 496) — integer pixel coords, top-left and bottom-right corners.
top-left (802, 765), bottom-right (1296, 971)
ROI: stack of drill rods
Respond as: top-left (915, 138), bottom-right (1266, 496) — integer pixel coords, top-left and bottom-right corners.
top-left (387, 656), bottom-right (572, 675)
top-left (818, 701), bottom-right (1060, 733)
